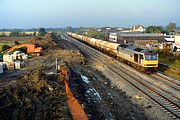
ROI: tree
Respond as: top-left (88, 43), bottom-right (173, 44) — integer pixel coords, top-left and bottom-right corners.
top-left (66, 26), bottom-right (73, 32)
top-left (22, 32), bottom-right (26, 36)
top-left (76, 27), bottom-right (84, 34)
top-left (38, 28), bottom-right (47, 36)
top-left (145, 26), bottom-right (163, 33)
top-left (166, 23), bottom-right (176, 33)
top-left (86, 29), bottom-right (105, 39)
top-left (33, 32), bottom-right (37, 36)
top-left (9, 31), bottom-right (21, 37)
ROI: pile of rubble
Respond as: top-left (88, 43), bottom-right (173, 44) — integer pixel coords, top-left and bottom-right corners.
top-left (0, 51), bottom-right (28, 74)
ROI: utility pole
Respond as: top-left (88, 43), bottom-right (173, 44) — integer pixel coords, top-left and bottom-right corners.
top-left (55, 58), bottom-right (58, 74)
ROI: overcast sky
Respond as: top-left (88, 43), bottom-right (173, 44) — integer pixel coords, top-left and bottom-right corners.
top-left (0, 0), bottom-right (179, 28)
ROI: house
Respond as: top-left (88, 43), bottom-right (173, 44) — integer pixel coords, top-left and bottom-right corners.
top-left (132, 25), bottom-right (145, 32)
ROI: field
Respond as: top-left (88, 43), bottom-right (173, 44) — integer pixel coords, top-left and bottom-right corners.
top-left (0, 36), bottom-right (34, 42)
top-left (0, 36), bottom-right (34, 52)
top-left (0, 32), bottom-right (38, 36)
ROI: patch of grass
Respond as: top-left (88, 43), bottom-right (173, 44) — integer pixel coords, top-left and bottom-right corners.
top-left (164, 69), bottom-right (180, 79)
top-left (159, 55), bottom-right (180, 79)
top-left (0, 40), bottom-right (27, 52)
top-left (0, 42), bottom-right (14, 52)
top-left (159, 56), bottom-right (180, 68)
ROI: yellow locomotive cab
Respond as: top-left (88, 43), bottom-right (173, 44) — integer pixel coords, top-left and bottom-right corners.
top-left (143, 60), bottom-right (158, 67)
top-left (143, 54), bottom-right (158, 67)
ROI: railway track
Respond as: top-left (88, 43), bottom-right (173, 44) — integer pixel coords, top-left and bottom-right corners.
top-left (151, 73), bottom-right (180, 91)
top-left (66, 34), bottom-right (180, 119)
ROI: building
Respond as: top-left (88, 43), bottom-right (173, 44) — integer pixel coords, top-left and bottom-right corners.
top-left (109, 33), bottom-right (117, 42)
top-left (132, 25), bottom-right (145, 32)
top-left (121, 28), bottom-right (132, 32)
top-left (116, 27), bottom-right (124, 32)
top-left (99, 27), bottom-right (116, 40)
top-left (109, 32), bottom-right (165, 48)
top-left (172, 31), bottom-right (180, 52)
top-left (174, 31), bottom-right (180, 43)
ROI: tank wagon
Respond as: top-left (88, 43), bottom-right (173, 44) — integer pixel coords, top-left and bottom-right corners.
top-left (67, 32), bottom-right (158, 71)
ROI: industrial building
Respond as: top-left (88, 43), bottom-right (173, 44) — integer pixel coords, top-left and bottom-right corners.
top-left (109, 32), bottom-right (165, 48)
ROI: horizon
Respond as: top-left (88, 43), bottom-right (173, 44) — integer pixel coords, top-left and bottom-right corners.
top-left (0, 0), bottom-right (180, 28)
top-left (0, 25), bottom-right (180, 30)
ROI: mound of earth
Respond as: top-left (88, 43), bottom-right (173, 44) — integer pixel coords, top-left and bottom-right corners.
top-left (28, 33), bottom-right (57, 50)
top-left (0, 69), bottom-right (71, 120)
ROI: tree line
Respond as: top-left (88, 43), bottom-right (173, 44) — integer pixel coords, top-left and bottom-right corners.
top-left (145, 23), bottom-right (177, 34)
top-left (0, 28), bottom-right (47, 37)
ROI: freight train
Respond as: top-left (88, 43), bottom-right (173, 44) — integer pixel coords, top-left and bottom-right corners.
top-left (67, 32), bottom-right (158, 72)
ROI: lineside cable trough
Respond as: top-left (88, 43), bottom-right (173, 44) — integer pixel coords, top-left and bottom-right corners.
top-left (59, 63), bottom-right (88, 120)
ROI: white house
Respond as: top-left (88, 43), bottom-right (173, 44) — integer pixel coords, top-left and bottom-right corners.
top-left (132, 25), bottom-right (145, 32)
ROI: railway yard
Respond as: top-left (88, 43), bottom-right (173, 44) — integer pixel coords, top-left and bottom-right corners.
top-left (0, 33), bottom-right (179, 120)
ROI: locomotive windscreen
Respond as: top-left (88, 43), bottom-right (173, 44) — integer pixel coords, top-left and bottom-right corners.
top-left (145, 54), bottom-right (157, 60)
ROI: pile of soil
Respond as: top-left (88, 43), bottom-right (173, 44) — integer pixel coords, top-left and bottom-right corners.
top-left (28, 33), bottom-right (57, 50)
top-left (0, 69), bottom-right (71, 120)
top-left (48, 49), bottom-right (85, 64)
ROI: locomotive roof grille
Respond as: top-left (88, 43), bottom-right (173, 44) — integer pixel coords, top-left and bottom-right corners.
top-left (118, 44), bottom-right (156, 54)
top-left (119, 44), bottom-right (128, 48)
top-left (134, 48), bottom-right (143, 52)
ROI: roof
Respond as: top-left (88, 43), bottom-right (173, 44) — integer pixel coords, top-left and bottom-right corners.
top-left (119, 44), bottom-right (153, 53)
top-left (117, 33), bottom-right (160, 37)
top-left (133, 25), bottom-right (144, 29)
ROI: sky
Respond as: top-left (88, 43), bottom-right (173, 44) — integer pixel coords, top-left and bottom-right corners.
top-left (0, 0), bottom-right (180, 28)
